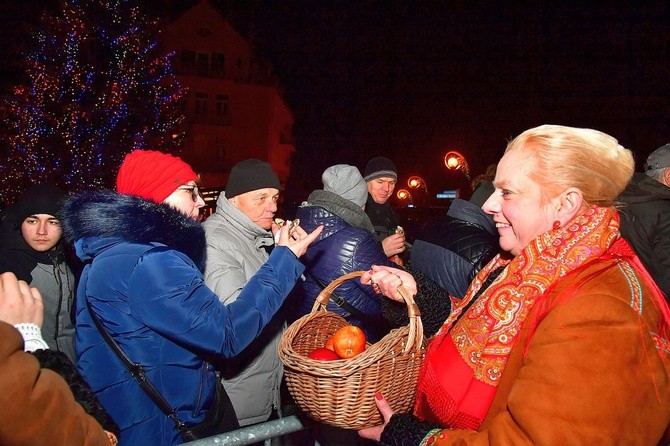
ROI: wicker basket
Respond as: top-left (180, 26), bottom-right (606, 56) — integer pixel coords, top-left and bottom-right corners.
top-left (279, 271), bottom-right (425, 429)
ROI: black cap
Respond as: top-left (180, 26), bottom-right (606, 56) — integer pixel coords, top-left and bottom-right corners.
top-left (226, 159), bottom-right (281, 198)
top-left (4, 184), bottom-right (66, 228)
top-left (363, 156), bottom-right (397, 182)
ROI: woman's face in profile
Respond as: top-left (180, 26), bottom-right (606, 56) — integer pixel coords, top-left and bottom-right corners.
top-left (162, 181), bottom-right (205, 221)
top-left (482, 149), bottom-right (556, 256)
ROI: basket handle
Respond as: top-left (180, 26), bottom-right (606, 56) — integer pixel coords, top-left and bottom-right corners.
top-left (310, 271), bottom-right (424, 354)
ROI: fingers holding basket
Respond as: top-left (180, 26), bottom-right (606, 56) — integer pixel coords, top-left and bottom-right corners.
top-left (362, 265), bottom-right (417, 302)
top-left (358, 392), bottom-right (394, 442)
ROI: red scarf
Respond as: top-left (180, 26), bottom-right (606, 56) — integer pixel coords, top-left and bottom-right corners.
top-left (413, 206), bottom-right (670, 429)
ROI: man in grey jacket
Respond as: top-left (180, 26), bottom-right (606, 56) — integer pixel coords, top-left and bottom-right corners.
top-left (203, 159), bottom-right (284, 427)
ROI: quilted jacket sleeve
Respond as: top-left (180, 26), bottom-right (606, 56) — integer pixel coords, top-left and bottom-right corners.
top-left (129, 246), bottom-right (304, 358)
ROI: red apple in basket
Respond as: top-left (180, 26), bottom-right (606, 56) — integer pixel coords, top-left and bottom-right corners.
top-left (308, 347), bottom-right (340, 361)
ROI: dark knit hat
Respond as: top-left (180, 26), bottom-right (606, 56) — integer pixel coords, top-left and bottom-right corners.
top-left (322, 164), bottom-right (368, 207)
top-left (116, 150), bottom-right (198, 203)
top-left (364, 156), bottom-right (397, 182)
top-left (644, 143), bottom-right (670, 173)
top-left (9, 184), bottom-right (67, 224)
top-left (226, 159), bottom-right (281, 199)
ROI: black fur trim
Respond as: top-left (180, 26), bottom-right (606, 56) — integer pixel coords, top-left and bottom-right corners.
top-left (382, 265), bottom-right (452, 337)
top-left (30, 349), bottom-right (120, 436)
top-left (380, 413), bottom-right (442, 446)
top-left (61, 190), bottom-right (207, 271)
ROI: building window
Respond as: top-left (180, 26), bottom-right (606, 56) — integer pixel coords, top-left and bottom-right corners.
top-left (195, 92), bottom-right (208, 114)
top-left (196, 27), bottom-right (212, 37)
top-left (197, 53), bottom-right (209, 76)
top-left (213, 137), bottom-right (226, 162)
top-left (215, 94), bottom-right (229, 116)
top-left (181, 50), bottom-right (195, 74)
top-left (211, 53), bottom-right (225, 77)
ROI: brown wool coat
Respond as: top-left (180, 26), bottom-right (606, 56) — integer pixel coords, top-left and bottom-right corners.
top-left (0, 322), bottom-right (110, 445)
top-left (429, 260), bottom-right (670, 445)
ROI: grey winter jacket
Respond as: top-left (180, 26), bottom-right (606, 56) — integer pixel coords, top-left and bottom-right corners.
top-left (203, 192), bottom-right (283, 426)
top-left (0, 219), bottom-right (76, 362)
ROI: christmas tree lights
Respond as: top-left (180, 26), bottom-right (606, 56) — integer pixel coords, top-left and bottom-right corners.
top-left (0, 0), bottom-right (186, 207)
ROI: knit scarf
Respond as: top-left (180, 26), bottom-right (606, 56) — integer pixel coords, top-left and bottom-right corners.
top-left (305, 189), bottom-right (376, 234)
top-left (413, 206), bottom-right (630, 429)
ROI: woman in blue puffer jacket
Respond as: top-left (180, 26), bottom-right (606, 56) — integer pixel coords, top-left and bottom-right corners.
top-left (289, 164), bottom-right (395, 342)
top-left (61, 150), bottom-right (321, 445)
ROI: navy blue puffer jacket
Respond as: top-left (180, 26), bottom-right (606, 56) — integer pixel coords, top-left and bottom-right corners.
top-left (61, 190), bottom-right (304, 445)
top-left (290, 199), bottom-right (395, 342)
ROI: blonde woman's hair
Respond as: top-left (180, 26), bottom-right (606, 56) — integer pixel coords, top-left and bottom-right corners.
top-left (505, 124), bottom-right (634, 207)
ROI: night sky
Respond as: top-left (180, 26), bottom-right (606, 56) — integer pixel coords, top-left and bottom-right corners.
top-left (2, 1), bottom-right (669, 198)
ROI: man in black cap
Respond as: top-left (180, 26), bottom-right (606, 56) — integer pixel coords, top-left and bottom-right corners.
top-left (363, 156), bottom-right (406, 263)
top-left (618, 143), bottom-right (670, 299)
top-left (0, 184), bottom-right (76, 362)
top-left (202, 158), bottom-right (286, 429)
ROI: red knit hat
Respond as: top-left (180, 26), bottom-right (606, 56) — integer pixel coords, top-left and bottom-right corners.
top-left (116, 150), bottom-right (198, 203)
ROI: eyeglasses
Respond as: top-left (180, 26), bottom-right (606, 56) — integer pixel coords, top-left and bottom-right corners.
top-left (178, 185), bottom-right (201, 202)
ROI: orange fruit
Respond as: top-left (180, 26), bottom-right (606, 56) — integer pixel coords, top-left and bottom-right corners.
top-left (325, 336), bottom-right (335, 351)
top-left (332, 325), bottom-right (366, 359)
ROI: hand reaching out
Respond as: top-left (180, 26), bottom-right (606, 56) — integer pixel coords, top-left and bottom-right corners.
top-left (361, 265), bottom-right (417, 302)
top-left (0, 272), bottom-right (44, 327)
top-left (276, 222), bottom-right (323, 258)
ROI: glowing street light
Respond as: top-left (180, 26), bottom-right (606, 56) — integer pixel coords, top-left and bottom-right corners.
top-left (407, 175), bottom-right (428, 193)
top-left (444, 150), bottom-right (471, 180)
top-left (396, 189), bottom-right (413, 206)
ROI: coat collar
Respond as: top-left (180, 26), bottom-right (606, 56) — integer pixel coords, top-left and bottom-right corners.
top-left (61, 190), bottom-right (206, 271)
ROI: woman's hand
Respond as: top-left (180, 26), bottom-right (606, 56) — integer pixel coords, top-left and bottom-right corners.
top-left (361, 265), bottom-right (417, 303)
top-left (276, 222), bottom-right (323, 258)
top-left (358, 392), bottom-right (395, 442)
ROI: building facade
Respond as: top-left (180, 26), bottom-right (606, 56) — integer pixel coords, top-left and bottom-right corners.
top-left (160, 1), bottom-right (295, 189)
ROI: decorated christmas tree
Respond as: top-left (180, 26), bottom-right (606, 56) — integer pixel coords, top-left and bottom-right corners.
top-left (0, 0), bottom-right (186, 206)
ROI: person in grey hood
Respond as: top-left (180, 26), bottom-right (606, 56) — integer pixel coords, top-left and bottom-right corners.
top-left (289, 164), bottom-right (396, 343)
top-left (0, 184), bottom-right (76, 362)
top-left (618, 143), bottom-right (670, 299)
top-left (203, 158), bottom-right (286, 427)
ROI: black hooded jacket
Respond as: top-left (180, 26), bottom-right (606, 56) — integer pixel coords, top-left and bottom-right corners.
top-left (0, 186), bottom-right (76, 361)
top-left (618, 172), bottom-right (670, 299)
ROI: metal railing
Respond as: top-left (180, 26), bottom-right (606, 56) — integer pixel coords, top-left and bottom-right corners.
top-left (182, 415), bottom-right (318, 446)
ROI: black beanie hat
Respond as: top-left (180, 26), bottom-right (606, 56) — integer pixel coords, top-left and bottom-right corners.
top-left (226, 159), bottom-right (281, 199)
top-left (364, 156), bottom-right (397, 182)
top-left (8, 184), bottom-right (67, 226)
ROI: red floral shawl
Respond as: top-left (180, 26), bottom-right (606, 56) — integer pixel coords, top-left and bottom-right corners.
top-left (413, 206), bottom-right (670, 429)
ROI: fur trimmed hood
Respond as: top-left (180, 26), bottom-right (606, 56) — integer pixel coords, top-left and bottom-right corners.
top-left (61, 190), bottom-right (206, 271)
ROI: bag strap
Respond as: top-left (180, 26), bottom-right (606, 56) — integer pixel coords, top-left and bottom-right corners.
top-left (85, 298), bottom-right (191, 436)
top-left (303, 270), bottom-right (371, 321)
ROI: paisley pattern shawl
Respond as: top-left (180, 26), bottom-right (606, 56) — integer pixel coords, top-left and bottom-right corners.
top-left (414, 206), bottom-right (621, 428)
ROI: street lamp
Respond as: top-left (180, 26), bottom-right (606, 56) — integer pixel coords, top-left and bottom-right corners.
top-left (396, 189), bottom-right (413, 206)
top-left (444, 151), bottom-right (471, 180)
top-left (407, 175), bottom-right (428, 193)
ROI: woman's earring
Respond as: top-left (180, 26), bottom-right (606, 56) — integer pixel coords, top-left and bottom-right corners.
top-left (553, 220), bottom-right (561, 230)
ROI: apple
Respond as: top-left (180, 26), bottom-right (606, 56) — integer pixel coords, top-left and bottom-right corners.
top-left (308, 347), bottom-right (340, 361)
